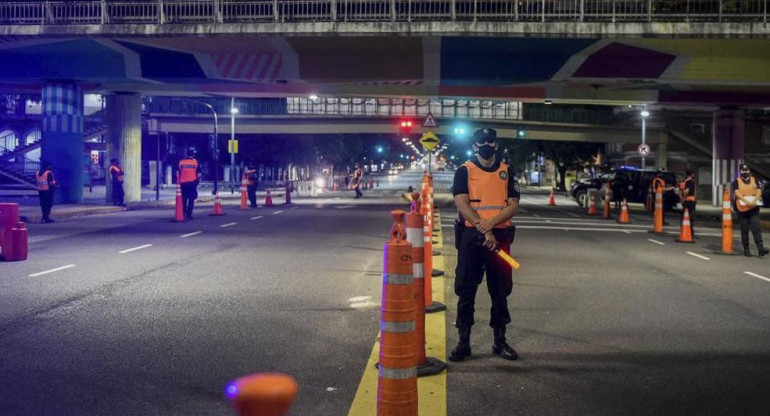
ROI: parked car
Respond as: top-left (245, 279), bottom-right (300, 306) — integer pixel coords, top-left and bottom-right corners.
top-left (762, 179), bottom-right (770, 208)
top-left (570, 167), bottom-right (680, 211)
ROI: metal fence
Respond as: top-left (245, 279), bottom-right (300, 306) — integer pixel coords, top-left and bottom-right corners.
top-left (0, 0), bottom-right (766, 25)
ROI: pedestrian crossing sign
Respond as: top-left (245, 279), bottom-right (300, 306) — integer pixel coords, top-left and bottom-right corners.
top-left (422, 112), bottom-right (438, 128)
top-left (419, 132), bottom-right (440, 150)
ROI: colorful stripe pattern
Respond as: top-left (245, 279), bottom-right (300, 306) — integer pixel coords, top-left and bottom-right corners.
top-left (41, 83), bottom-right (83, 134)
top-left (211, 53), bottom-right (283, 82)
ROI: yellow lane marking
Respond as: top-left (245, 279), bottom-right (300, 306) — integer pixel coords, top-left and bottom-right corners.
top-left (348, 212), bottom-right (447, 416)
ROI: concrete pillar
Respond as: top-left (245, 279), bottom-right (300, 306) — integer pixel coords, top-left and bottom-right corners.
top-left (655, 141), bottom-right (668, 170)
top-left (41, 83), bottom-right (84, 203)
top-left (105, 93), bottom-right (142, 203)
top-left (712, 108), bottom-right (745, 206)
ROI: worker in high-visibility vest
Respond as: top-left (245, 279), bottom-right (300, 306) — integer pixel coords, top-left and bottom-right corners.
top-left (35, 161), bottom-right (57, 223)
top-left (109, 158), bottom-right (125, 206)
top-left (679, 169), bottom-right (697, 237)
top-left (351, 164), bottom-right (364, 199)
top-left (244, 164), bottom-right (258, 208)
top-left (178, 150), bottom-right (201, 220)
top-left (451, 128), bottom-right (520, 362)
top-left (732, 164), bottom-right (768, 257)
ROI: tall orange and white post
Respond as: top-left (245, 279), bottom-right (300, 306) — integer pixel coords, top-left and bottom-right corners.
top-left (716, 186), bottom-right (738, 255)
top-left (421, 188), bottom-right (446, 314)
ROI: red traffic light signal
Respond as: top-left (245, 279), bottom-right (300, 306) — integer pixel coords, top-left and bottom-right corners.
top-left (398, 120), bottom-right (413, 134)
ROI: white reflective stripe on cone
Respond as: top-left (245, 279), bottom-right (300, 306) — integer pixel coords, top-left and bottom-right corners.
top-left (384, 273), bottom-right (413, 285)
top-left (413, 263), bottom-right (424, 278)
top-left (406, 228), bottom-right (423, 248)
top-left (723, 213), bottom-right (732, 221)
top-left (381, 321), bottom-right (416, 333)
top-left (379, 367), bottom-right (417, 380)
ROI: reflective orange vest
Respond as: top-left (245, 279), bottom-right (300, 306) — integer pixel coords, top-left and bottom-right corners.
top-left (464, 161), bottom-right (511, 228)
top-left (652, 177), bottom-right (665, 192)
top-left (110, 165), bottom-right (124, 183)
top-left (179, 158), bottom-right (199, 183)
top-left (679, 177), bottom-right (696, 202)
top-left (36, 170), bottom-right (54, 191)
top-left (735, 176), bottom-right (761, 213)
top-left (243, 169), bottom-right (257, 185)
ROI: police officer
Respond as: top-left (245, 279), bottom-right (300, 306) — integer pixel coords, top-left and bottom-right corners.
top-left (178, 150), bottom-right (201, 220)
top-left (352, 163), bottom-right (364, 199)
top-left (109, 158), bottom-right (125, 206)
top-left (732, 164), bottom-right (768, 257)
top-left (679, 169), bottom-right (697, 237)
top-left (244, 164), bottom-right (258, 208)
top-left (450, 128), bottom-right (520, 362)
top-left (35, 161), bottom-right (56, 223)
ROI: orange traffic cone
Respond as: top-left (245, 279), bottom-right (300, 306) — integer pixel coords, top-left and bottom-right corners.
top-left (376, 179), bottom-right (380, 188)
top-left (173, 179), bottom-right (184, 222)
top-left (645, 185), bottom-right (654, 213)
top-left (548, 188), bottom-right (556, 206)
top-left (651, 187), bottom-right (664, 233)
top-left (225, 373), bottom-right (297, 416)
top-left (211, 191), bottom-right (225, 216)
top-left (422, 189), bottom-right (445, 314)
top-left (603, 182), bottom-right (612, 220)
top-left (717, 187), bottom-right (737, 255)
top-left (239, 176), bottom-right (249, 210)
top-left (379, 210), bottom-right (418, 416)
top-left (676, 208), bottom-right (695, 243)
top-left (333, 181), bottom-right (338, 191)
top-left (406, 198), bottom-right (447, 377)
top-left (617, 198), bottom-right (630, 224)
top-left (587, 191), bottom-right (597, 215)
top-left (265, 189), bottom-right (273, 206)
top-left (285, 183), bottom-right (292, 205)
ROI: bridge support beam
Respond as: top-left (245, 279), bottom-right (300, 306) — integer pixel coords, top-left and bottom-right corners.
top-left (655, 132), bottom-right (668, 170)
top-left (41, 83), bottom-right (84, 203)
top-left (105, 93), bottom-right (142, 204)
top-left (712, 108), bottom-right (745, 206)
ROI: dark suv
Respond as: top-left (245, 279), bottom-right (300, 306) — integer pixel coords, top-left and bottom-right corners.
top-left (570, 167), bottom-right (680, 211)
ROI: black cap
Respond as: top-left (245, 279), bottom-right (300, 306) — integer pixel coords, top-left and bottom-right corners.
top-left (472, 128), bottom-right (497, 144)
top-left (685, 169), bottom-right (694, 176)
top-left (739, 163), bottom-right (750, 171)
top-left (110, 158), bottom-right (118, 164)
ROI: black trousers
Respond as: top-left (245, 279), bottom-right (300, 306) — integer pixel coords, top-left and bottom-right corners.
top-left (682, 201), bottom-right (696, 236)
top-left (739, 211), bottom-right (764, 249)
top-left (38, 190), bottom-right (54, 220)
top-left (354, 183), bottom-right (363, 198)
top-left (180, 182), bottom-right (198, 218)
top-left (454, 227), bottom-right (515, 330)
top-left (247, 184), bottom-right (257, 208)
top-left (112, 182), bottom-right (124, 205)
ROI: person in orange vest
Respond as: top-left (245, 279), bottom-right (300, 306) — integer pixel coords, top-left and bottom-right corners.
top-left (732, 164), bottom-right (768, 257)
top-left (178, 150), bottom-right (201, 220)
top-left (351, 163), bottom-right (364, 199)
top-left (450, 128), bottom-right (520, 362)
top-left (109, 158), bottom-right (125, 206)
top-left (36, 161), bottom-right (57, 223)
top-left (244, 163), bottom-right (258, 208)
top-left (679, 169), bottom-right (697, 237)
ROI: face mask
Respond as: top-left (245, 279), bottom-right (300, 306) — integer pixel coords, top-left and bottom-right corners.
top-left (477, 145), bottom-right (496, 160)
top-left (741, 172), bottom-right (750, 179)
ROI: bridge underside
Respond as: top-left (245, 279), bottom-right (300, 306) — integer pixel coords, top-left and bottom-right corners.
top-left (1, 34), bottom-right (770, 106)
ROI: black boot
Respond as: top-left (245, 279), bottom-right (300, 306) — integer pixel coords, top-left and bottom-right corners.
top-left (744, 247), bottom-right (752, 257)
top-left (758, 245), bottom-right (769, 257)
top-left (492, 327), bottom-right (519, 360)
top-left (448, 327), bottom-right (471, 362)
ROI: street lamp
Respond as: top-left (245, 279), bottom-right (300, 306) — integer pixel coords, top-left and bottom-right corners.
top-left (229, 98), bottom-right (239, 193)
top-left (641, 107), bottom-right (650, 169)
top-left (178, 98), bottom-right (220, 195)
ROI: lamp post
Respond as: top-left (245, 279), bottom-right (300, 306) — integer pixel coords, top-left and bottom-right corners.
top-left (230, 97), bottom-right (238, 194)
top-left (179, 98), bottom-right (219, 195)
top-left (641, 108), bottom-right (650, 169)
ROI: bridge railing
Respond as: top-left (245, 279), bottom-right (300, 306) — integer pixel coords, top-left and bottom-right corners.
top-left (0, 0), bottom-right (766, 25)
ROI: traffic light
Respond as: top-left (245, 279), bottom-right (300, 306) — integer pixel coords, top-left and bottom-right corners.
top-left (517, 127), bottom-right (526, 138)
top-left (453, 124), bottom-right (468, 138)
top-left (398, 120), bottom-right (413, 135)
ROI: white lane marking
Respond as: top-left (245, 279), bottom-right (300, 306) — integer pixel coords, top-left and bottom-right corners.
top-left (533, 214), bottom-right (540, 218)
top-left (686, 251), bottom-right (710, 261)
top-left (348, 295), bottom-right (372, 302)
top-left (516, 225), bottom-right (642, 233)
top-left (744, 271), bottom-right (770, 283)
top-left (220, 222), bottom-right (237, 228)
top-left (623, 230), bottom-right (632, 234)
top-left (28, 264), bottom-right (76, 277)
top-left (335, 205), bottom-right (355, 209)
top-left (119, 244), bottom-right (153, 254)
top-left (180, 231), bottom-right (202, 238)
top-left (648, 239), bottom-right (665, 245)
top-left (545, 219), bottom-right (552, 223)
top-left (251, 215), bottom-right (264, 220)
top-left (290, 206), bottom-right (298, 210)
top-left (273, 210), bottom-right (284, 215)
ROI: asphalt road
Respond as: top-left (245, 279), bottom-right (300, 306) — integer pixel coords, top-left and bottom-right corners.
top-left (3, 168), bottom-right (770, 416)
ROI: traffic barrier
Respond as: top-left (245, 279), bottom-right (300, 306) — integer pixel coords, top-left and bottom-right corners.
top-left (617, 199), bottom-right (630, 224)
top-left (265, 189), bottom-right (273, 206)
top-left (675, 208), bottom-right (695, 243)
top-left (1, 221), bottom-right (27, 262)
top-left (211, 191), bottom-right (225, 216)
top-left (428, 174), bottom-right (444, 277)
top-left (174, 179), bottom-right (184, 222)
top-left (240, 176), bottom-right (249, 210)
top-left (645, 185), bottom-right (654, 213)
top-left (548, 188), bottom-right (556, 206)
top-left (651, 187), bottom-right (664, 233)
top-left (225, 373), bottom-right (298, 416)
top-left (379, 210), bottom-right (418, 416)
top-left (603, 182), bottom-right (612, 220)
top-left (333, 181), bottom-right (338, 191)
top-left (0, 202), bottom-right (20, 260)
top-left (587, 190), bottom-right (597, 215)
top-left (421, 190), bottom-right (445, 313)
top-left (717, 187), bottom-right (738, 255)
top-left (285, 183), bottom-right (292, 205)
top-left (406, 196), bottom-right (447, 377)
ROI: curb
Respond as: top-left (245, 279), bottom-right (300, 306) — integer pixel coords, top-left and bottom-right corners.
top-left (762, 221), bottom-right (770, 231)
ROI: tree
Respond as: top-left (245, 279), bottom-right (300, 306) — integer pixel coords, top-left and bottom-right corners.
top-left (537, 141), bottom-right (603, 191)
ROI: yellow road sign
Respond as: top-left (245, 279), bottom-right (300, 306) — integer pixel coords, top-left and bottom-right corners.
top-left (419, 131), bottom-right (440, 150)
top-left (228, 139), bottom-right (239, 154)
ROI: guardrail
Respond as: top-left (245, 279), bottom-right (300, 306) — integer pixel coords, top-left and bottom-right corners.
top-left (0, 0), bottom-right (766, 25)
